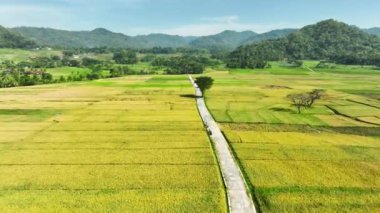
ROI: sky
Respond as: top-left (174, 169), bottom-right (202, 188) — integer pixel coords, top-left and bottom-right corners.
top-left (0, 0), bottom-right (380, 36)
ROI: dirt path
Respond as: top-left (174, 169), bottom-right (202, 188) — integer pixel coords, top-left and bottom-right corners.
top-left (189, 75), bottom-right (256, 213)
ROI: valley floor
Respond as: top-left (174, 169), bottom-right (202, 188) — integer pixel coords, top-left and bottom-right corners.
top-left (205, 68), bottom-right (380, 212)
top-left (0, 75), bottom-right (227, 212)
top-left (0, 66), bottom-right (379, 212)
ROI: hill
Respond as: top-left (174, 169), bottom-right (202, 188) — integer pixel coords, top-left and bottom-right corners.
top-left (11, 27), bottom-right (189, 49)
top-left (190, 30), bottom-right (257, 50)
top-left (131, 34), bottom-right (189, 48)
top-left (10, 22), bottom-right (379, 51)
top-left (364, 28), bottom-right (380, 37)
top-left (12, 27), bottom-right (260, 50)
top-left (0, 26), bottom-right (36, 48)
top-left (227, 19), bottom-right (380, 68)
top-left (241, 29), bottom-right (297, 45)
top-left (11, 27), bottom-right (133, 48)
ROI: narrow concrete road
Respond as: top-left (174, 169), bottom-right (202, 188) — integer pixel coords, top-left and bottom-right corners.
top-left (189, 75), bottom-right (256, 213)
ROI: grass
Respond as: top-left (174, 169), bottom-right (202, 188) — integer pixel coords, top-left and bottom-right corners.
top-left (0, 75), bottom-right (227, 212)
top-left (204, 63), bottom-right (380, 212)
top-left (46, 67), bottom-right (92, 78)
top-left (0, 48), bottom-right (62, 62)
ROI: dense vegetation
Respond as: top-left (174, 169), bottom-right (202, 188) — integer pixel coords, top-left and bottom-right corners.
top-left (0, 49), bottom-right (149, 87)
top-left (1, 19), bottom-right (380, 89)
top-left (240, 29), bottom-right (297, 45)
top-left (190, 30), bottom-right (257, 50)
top-left (11, 27), bottom-right (189, 49)
top-left (364, 27), bottom-right (380, 36)
top-left (0, 26), bottom-right (35, 49)
top-left (10, 27), bottom-right (296, 50)
top-left (227, 20), bottom-right (380, 68)
top-left (152, 55), bottom-right (215, 74)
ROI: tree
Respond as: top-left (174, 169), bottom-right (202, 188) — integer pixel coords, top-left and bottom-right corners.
top-left (63, 50), bottom-right (75, 57)
top-left (306, 89), bottom-right (325, 107)
top-left (195, 76), bottom-right (214, 95)
top-left (82, 57), bottom-right (101, 67)
top-left (0, 73), bottom-right (18, 88)
top-left (287, 93), bottom-right (311, 114)
top-left (87, 65), bottom-right (103, 80)
top-left (41, 72), bottom-right (53, 84)
top-left (152, 55), bottom-right (206, 74)
top-left (287, 89), bottom-right (325, 113)
top-left (113, 50), bottom-right (138, 64)
top-left (59, 76), bottom-right (66, 82)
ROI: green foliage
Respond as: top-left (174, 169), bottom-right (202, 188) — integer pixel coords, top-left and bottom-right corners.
top-left (82, 57), bottom-right (102, 67)
top-left (31, 56), bottom-right (60, 68)
top-left (227, 19), bottom-right (380, 67)
top-left (113, 50), bottom-right (138, 64)
top-left (152, 55), bottom-right (207, 74)
top-left (11, 27), bottom-right (190, 49)
top-left (195, 76), bottom-right (214, 94)
top-left (363, 27), bottom-right (380, 37)
top-left (190, 30), bottom-right (257, 50)
top-left (241, 29), bottom-right (297, 45)
top-left (0, 73), bottom-right (18, 88)
top-left (0, 26), bottom-right (36, 49)
top-left (109, 66), bottom-right (132, 77)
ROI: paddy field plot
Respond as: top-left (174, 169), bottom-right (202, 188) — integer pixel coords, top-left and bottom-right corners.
top-left (205, 67), bottom-right (380, 212)
top-left (0, 75), bottom-right (227, 212)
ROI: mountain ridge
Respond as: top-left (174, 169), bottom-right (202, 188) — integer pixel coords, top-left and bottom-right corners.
top-left (6, 21), bottom-right (380, 50)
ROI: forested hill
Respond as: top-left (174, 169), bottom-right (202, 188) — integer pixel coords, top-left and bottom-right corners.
top-left (0, 26), bottom-right (36, 48)
top-left (11, 27), bottom-right (134, 48)
top-left (364, 28), bottom-right (380, 37)
top-left (11, 27), bottom-right (189, 49)
top-left (5, 21), bottom-right (380, 50)
top-left (189, 30), bottom-right (257, 50)
top-left (227, 19), bottom-right (380, 68)
top-left (240, 29), bottom-right (297, 45)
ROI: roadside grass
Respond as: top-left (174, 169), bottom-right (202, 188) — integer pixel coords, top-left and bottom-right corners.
top-left (205, 66), bottom-right (380, 212)
top-left (0, 75), bottom-right (227, 212)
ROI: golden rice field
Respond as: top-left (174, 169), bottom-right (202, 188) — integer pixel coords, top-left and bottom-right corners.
top-left (0, 75), bottom-right (227, 212)
top-left (205, 68), bottom-right (380, 212)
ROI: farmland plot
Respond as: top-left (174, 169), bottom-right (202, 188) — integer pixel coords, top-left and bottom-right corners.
top-left (0, 75), bottom-right (227, 212)
top-left (205, 68), bottom-right (380, 212)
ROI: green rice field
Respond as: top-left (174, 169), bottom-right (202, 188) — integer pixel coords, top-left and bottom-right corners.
top-left (205, 66), bottom-right (380, 212)
top-left (0, 75), bottom-right (227, 212)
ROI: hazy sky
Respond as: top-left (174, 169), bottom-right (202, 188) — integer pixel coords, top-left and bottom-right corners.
top-left (1, 0), bottom-right (380, 36)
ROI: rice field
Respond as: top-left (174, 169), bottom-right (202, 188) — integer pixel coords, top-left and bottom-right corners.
top-left (205, 66), bottom-right (380, 212)
top-left (0, 75), bottom-right (227, 212)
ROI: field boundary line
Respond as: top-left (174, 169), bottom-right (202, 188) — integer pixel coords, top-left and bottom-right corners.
top-left (346, 99), bottom-right (380, 109)
top-left (189, 75), bottom-right (257, 213)
top-left (325, 105), bottom-right (380, 126)
top-left (303, 64), bottom-right (316, 72)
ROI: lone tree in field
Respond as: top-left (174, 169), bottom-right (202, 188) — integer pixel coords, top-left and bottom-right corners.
top-left (195, 76), bottom-right (214, 96)
top-left (306, 89), bottom-right (325, 107)
top-left (287, 89), bottom-right (325, 113)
